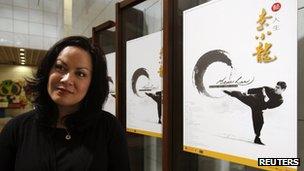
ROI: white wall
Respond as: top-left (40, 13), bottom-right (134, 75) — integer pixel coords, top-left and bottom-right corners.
top-left (70, 0), bottom-right (162, 37)
top-left (0, 0), bottom-right (162, 48)
top-left (0, 0), bottom-right (63, 50)
top-left (71, 0), bottom-right (120, 37)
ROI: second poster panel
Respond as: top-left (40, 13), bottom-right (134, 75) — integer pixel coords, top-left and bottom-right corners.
top-left (126, 31), bottom-right (163, 138)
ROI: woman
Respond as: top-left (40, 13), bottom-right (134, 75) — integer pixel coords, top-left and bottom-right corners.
top-left (0, 36), bottom-right (130, 171)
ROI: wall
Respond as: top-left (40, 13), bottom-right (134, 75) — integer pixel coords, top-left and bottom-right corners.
top-left (0, 0), bottom-right (63, 50)
top-left (0, 0), bottom-right (162, 47)
top-left (71, 0), bottom-right (121, 37)
top-left (70, 0), bottom-right (163, 37)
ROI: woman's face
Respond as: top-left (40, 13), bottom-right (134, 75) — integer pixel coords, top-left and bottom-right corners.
top-left (47, 46), bottom-right (92, 110)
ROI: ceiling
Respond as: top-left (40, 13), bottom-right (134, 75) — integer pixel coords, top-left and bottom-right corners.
top-left (0, 46), bottom-right (47, 67)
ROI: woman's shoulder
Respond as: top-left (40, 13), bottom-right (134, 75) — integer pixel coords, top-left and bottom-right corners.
top-left (0, 110), bottom-right (37, 139)
top-left (95, 110), bottom-right (118, 124)
top-left (98, 110), bottom-right (116, 118)
top-left (5, 110), bottom-right (37, 128)
top-left (10, 110), bottom-right (37, 122)
top-left (94, 110), bottom-right (122, 129)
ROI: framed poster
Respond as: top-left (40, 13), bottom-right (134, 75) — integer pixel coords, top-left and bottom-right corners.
top-left (126, 31), bottom-right (163, 138)
top-left (183, 0), bottom-right (297, 170)
top-left (103, 52), bottom-right (116, 115)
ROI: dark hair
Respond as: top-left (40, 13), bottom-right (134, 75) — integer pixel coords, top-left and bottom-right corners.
top-left (25, 36), bottom-right (109, 127)
top-left (277, 81), bottom-right (287, 89)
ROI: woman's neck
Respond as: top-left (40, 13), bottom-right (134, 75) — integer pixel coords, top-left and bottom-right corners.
top-left (56, 105), bottom-right (79, 128)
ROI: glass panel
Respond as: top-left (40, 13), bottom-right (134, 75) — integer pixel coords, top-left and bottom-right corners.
top-left (123, 0), bottom-right (163, 170)
top-left (98, 29), bottom-right (115, 54)
top-left (94, 23), bottom-right (116, 116)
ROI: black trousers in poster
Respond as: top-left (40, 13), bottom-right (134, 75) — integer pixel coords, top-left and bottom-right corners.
top-left (227, 91), bottom-right (265, 138)
top-left (146, 91), bottom-right (162, 124)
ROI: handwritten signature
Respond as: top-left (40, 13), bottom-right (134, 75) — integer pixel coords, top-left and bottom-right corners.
top-left (209, 76), bottom-right (254, 88)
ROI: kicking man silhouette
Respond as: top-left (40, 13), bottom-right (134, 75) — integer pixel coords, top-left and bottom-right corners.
top-left (223, 81), bottom-right (286, 145)
top-left (145, 91), bottom-right (162, 124)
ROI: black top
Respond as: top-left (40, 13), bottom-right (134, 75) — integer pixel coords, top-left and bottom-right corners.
top-left (263, 86), bottom-right (283, 109)
top-left (248, 86), bottom-right (283, 110)
top-left (0, 110), bottom-right (130, 171)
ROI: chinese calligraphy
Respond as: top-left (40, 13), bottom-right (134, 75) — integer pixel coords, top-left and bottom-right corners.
top-left (253, 42), bottom-right (277, 63)
top-left (157, 48), bottom-right (163, 77)
top-left (253, 6), bottom-right (280, 63)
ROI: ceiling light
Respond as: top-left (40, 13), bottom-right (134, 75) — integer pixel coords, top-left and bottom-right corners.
top-left (20, 52), bottom-right (25, 56)
top-left (20, 48), bottom-right (25, 52)
top-left (20, 56), bottom-right (26, 60)
top-left (21, 59), bottom-right (26, 63)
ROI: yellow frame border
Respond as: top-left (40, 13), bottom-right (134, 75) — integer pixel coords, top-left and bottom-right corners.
top-left (183, 145), bottom-right (297, 171)
top-left (127, 128), bottom-right (162, 138)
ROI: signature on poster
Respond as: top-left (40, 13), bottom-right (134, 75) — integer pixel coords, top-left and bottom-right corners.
top-left (209, 76), bottom-right (255, 88)
top-left (138, 83), bottom-right (158, 92)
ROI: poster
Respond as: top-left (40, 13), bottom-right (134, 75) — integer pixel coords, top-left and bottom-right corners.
top-left (126, 31), bottom-right (163, 138)
top-left (183, 0), bottom-right (297, 170)
top-left (0, 79), bottom-right (29, 109)
top-left (103, 52), bottom-right (116, 115)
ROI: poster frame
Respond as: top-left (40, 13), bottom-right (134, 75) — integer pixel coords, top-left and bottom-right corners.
top-left (181, 1), bottom-right (297, 171)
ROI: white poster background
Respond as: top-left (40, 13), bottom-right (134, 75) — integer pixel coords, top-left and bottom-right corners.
top-left (103, 52), bottom-right (116, 115)
top-left (183, 0), bottom-right (297, 165)
top-left (126, 31), bottom-right (163, 136)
